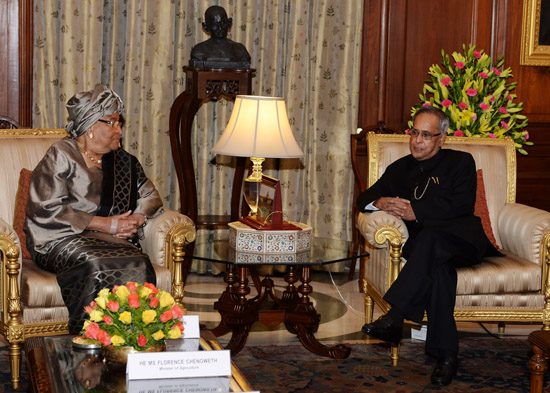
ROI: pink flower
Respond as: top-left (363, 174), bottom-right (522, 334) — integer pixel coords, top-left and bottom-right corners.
top-left (127, 282), bottom-right (137, 293)
top-left (499, 107), bottom-right (508, 114)
top-left (458, 102), bottom-right (468, 110)
top-left (171, 305), bottom-right (184, 319)
top-left (478, 72), bottom-right (488, 79)
top-left (489, 96), bottom-right (496, 102)
top-left (467, 88), bottom-right (477, 97)
top-left (473, 50), bottom-right (482, 59)
top-left (98, 329), bottom-right (111, 346)
top-left (472, 115), bottom-right (477, 121)
top-left (85, 305), bottom-right (93, 314)
top-left (103, 315), bottom-right (113, 325)
top-left (84, 322), bottom-right (100, 340)
top-left (160, 310), bottom-right (173, 323)
top-left (488, 133), bottom-right (496, 138)
top-left (524, 132), bottom-right (529, 140)
top-left (172, 321), bottom-right (185, 333)
top-left (500, 121), bottom-right (509, 129)
top-left (107, 300), bottom-right (119, 312)
top-left (422, 102), bottom-right (432, 107)
top-left (441, 99), bottom-right (452, 107)
top-left (150, 296), bottom-right (159, 309)
top-left (112, 285), bottom-right (119, 293)
top-left (479, 103), bottom-right (490, 111)
top-left (405, 129), bottom-right (411, 135)
top-left (492, 68), bottom-right (501, 76)
top-left (454, 130), bottom-right (464, 137)
top-left (144, 282), bottom-right (159, 295)
top-left (89, 301), bottom-right (97, 308)
top-left (441, 77), bottom-right (451, 86)
top-left (137, 333), bottom-right (147, 348)
top-left (128, 293), bottom-right (140, 309)
top-left (507, 94), bottom-right (513, 100)
top-left (455, 61), bottom-right (464, 69)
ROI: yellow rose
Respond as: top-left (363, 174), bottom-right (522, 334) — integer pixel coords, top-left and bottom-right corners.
top-left (119, 311), bottom-right (132, 324)
top-left (111, 335), bottom-right (125, 346)
top-left (142, 310), bottom-right (157, 325)
top-left (94, 296), bottom-right (106, 309)
top-left (89, 309), bottom-right (104, 322)
top-left (115, 285), bottom-right (130, 304)
top-left (83, 320), bottom-right (91, 329)
top-left (98, 288), bottom-right (111, 298)
top-left (152, 330), bottom-right (165, 341)
top-left (159, 291), bottom-right (175, 308)
top-left (167, 328), bottom-right (181, 339)
top-left (139, 286), bottom-right (153, 299)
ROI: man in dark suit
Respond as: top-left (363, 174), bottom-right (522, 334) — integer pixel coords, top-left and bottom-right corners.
top-left (357, 106), bottom-right (500, 386)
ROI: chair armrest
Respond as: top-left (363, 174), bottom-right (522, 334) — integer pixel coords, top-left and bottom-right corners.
top-left (356, 211), bottom-right (409, 248)
top-left (141, 209), bottom-right (195, 268)
top-left (497, 203), bottom-right (550, 264)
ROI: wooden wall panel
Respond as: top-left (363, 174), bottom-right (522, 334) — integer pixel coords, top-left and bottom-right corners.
top-left (359, 0), bottom-right (550, 212)
top-left (0, 0), bottom-right (33, 127)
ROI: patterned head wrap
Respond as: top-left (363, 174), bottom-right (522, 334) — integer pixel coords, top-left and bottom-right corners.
top-left (65, 84), bottom-right (124, 138)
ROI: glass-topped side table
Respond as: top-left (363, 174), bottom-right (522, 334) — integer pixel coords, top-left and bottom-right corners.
top-left (24, 330), bottom-right (254, 393)
top-left (186, 232), bottom-right (368, 360)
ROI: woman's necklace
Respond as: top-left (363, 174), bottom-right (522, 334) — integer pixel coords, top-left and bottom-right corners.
top-left (78, 146), bottom-right (102, 164)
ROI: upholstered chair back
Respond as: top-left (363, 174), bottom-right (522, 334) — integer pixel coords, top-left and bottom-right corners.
top-left (0, 130), bottom-right (65, 225)
top-left (366, 134), bottom-right (515, 248)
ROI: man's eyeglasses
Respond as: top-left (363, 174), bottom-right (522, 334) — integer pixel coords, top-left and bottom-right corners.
top-left (410, 129), bottom-right (442, 140)
top-left (98, 119), bottom-right (123, 129)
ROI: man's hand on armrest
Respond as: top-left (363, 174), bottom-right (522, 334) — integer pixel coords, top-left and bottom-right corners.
top-left (371, 197), bottom-right (416, 221)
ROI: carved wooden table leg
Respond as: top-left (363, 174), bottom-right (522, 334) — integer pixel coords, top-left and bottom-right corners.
top-left (286, 266), bottom-right (351, 359)
top-left (529, 343), bottom-right (547, 393)
top-left (213, 265), bottom-right (258, 356)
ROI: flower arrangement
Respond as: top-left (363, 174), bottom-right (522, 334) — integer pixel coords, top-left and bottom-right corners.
top-left (409, 44), bottom-right (532, 154)
top-left (80, 282), bottom-right (185, 350)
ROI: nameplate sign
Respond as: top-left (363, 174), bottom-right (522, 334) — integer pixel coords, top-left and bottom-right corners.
top-left (127, 376), bottom-right (230, 393)
top-left (181, 314), bottom-right (200, 338)
top-left (127, 350), bottom-right (231, 380)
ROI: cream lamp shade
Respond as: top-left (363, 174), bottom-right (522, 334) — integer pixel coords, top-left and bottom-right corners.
top-left (211, 95), bottom-right (303, 159)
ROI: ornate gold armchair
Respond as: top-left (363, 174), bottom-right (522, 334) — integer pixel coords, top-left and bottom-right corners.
top-left (0, 129), bottom-right (196, 388)
top-left (357, 133), bottom-right (550, 363)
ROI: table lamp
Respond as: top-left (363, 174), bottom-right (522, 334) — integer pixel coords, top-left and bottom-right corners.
top-left (211, 95), bottom-right (304, 230)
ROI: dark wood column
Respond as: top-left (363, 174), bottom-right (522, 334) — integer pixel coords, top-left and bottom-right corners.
top-left (0, 0), bottom-right (33, 127)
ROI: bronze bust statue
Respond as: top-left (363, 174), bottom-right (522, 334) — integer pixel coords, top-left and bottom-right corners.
top-left (189, 5), bottom-right (251, 69)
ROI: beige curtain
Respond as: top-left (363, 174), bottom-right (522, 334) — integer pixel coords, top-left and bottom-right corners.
top-left (33, 0), bottom-right (363, 274)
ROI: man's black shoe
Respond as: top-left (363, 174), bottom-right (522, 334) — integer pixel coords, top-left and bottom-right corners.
top-left (431, 355), bottom-right (458, 386)
top-left (361, 314), bottom-right (402, 345)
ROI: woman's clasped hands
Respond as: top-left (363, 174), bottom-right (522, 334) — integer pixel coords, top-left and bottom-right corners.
top-left (109, 211), bottom-right (146, 238)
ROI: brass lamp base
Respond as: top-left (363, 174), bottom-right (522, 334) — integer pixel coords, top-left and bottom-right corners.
top-left (240, 215), bottom-right (302, 231)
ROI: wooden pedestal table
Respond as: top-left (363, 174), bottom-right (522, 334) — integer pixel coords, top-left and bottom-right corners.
top-left (211, 262), bottom-right (351, 359)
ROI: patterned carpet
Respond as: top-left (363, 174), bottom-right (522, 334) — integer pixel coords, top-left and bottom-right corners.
top-left (232, 337), bottom-right (535, 393)
top-left (0, 337), bottom-right (539, 392)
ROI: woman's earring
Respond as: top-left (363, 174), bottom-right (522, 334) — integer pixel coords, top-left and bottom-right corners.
top-left (88, 132), bottom-right (94, 139)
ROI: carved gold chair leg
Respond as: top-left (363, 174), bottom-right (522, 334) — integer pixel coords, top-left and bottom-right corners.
top-left (391, 343), bottom-right (400, 366)
top-left (363, 279), bottom-right (374, 324)
top-left (1, 235), bottom-right (24, 388)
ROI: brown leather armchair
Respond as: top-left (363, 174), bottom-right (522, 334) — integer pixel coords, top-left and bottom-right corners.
top-left (356, 132), bottom-right (550, 363)
top-left (0, 128), bottom-right (196, 388)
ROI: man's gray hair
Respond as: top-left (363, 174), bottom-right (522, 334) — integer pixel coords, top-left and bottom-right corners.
top-left (413, 106), bottom-right (450, 134)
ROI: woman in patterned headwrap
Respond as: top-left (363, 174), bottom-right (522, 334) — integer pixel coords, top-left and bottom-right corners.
top-left (24, 84), bottom-right (163, 334)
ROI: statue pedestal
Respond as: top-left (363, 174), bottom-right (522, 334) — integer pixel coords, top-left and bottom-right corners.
top-left (169, 67), bottom-right (255, 224)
